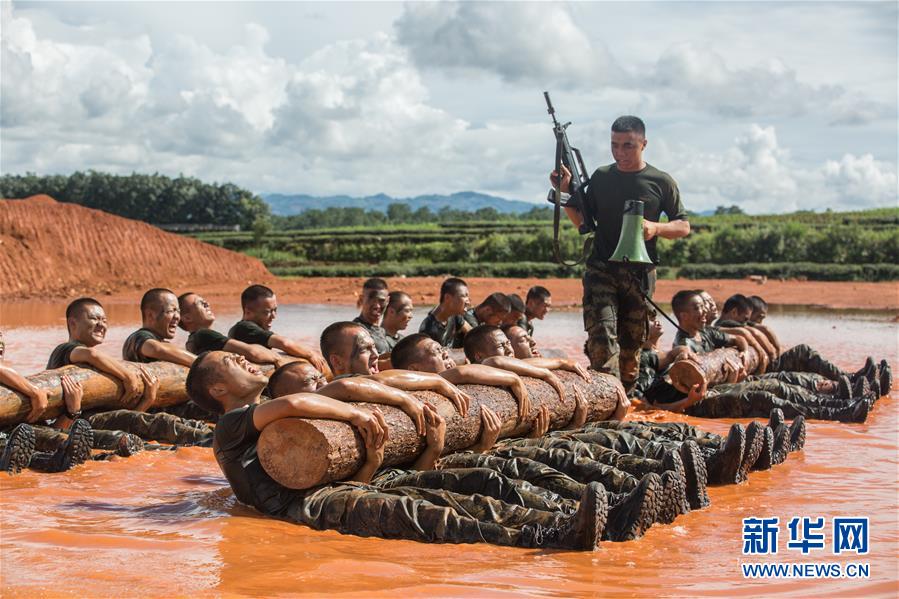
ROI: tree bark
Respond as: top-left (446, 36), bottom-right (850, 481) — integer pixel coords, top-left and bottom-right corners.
top-left (667, 346), bottom-right (762, 394)
top-left (0, 362), bottom-right (274, 427)
top-left (257, 370), bottom-right (623, 490)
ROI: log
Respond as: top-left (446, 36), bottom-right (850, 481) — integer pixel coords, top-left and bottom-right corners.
top-left (667, 346), bottom-right (762, 394)
top-left (257, 370), bottom-right (623, 490)
top-left (0, 362), bottom-right (274, 427)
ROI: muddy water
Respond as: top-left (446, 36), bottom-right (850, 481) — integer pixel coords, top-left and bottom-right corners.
top-left (1, 305), bottom-right (897, 597)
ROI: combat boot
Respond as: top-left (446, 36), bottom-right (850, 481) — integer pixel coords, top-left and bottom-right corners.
top-left (604, 473), bottom-right (662, 542)
top-left (706, 423), bottom-right (746, 485)
top-left (751, 426), bottom-right (775, 471)
top-left (657, 450), bottom-right (689, 522)
top-left (879, 359), bottom-right (892, 394)
top-left (767, 408), bottom-right (785, 432)
top-left (527, 481), bottom-right (608, 550)
top-left (851, 376), bottom-right (870, 400)
top-left (30, 419), bottom-right (93, 472)
top-left (679, 441), bottom-right (710, 510)
top-left (738, 421), bottom-right (766, 482)
top-left (771, 424), bottom-right (791, 465)
top-left (788, 416), bottom-right (806, 452)
top-left (851, 357), bottom-right (876, 384)
top-left (0, 423), bottom-right (36, 475)
top-left (115, 433), bottom-right (144, 457)
top-left (837, 375), bottom-right (852, 399)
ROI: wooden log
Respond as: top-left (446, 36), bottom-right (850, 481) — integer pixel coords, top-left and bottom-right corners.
top-left (667, 346), bottom-right (762, 394)
top-left (0, 362), bottom-right (274, 427)
top-left (257, 370), bottom-right (623, 490)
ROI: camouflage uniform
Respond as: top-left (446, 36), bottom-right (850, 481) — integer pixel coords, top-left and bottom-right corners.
top-left (87, 410), bottom-right (213, 446)
top-left (583, 263), bottom-right (656, 393)
top-left (749, 370), bottom-right (828, 391)
top-left (768, 344), bottom-right (846, 381)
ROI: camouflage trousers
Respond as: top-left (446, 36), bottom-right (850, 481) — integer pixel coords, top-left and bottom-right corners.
top-left (749, 371), bottom-right (827, 392)
top-left (153, 400), bottom-right (220, 424)
top-left (28, 423), bottom-right (129, 452)
top-left (582, 263), bottom-right (656, 393)
top-left (688, 390), bottom-right (854, 420)
top-left (585, 421), bottom-right (722, 448)
top-left (282, 474), bottom-right (574, 548)
top-left (88, 410), bottom-right (213, 446)
top-left (768, 344), bottom-right (845, 381)
top-left (713, 380), bottom-right (851, 406)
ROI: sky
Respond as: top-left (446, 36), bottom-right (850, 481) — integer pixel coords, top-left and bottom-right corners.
top-left (1, 1), bottom-right (896, 213)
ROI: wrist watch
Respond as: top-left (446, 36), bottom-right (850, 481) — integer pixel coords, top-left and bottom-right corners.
top-left (66, 408), bottom-right (83, 419)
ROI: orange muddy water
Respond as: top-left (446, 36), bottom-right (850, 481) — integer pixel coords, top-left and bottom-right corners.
top-left (1, 303), bottom-right (897, 597)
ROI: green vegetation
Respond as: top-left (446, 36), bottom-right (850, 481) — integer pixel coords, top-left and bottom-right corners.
top-left (0, 171), bottom-right (269, 229)
top-left (192, 207), bottom-right (899, 281)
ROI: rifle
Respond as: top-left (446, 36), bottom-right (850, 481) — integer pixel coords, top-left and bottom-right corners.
top-left (544, 91), bottom-right (595, 266)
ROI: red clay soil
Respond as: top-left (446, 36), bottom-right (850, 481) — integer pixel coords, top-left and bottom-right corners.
top-left (0, 195), bottom-right (273, 300)
top-left (2, 195), bottom-right (896, 311)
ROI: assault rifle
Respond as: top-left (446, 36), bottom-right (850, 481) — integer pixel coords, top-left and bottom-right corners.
top-left (544, 91), bottom-right (595, 266)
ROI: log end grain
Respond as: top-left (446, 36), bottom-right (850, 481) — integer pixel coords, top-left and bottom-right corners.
top-left (667, 360), bottom-right (705, 394)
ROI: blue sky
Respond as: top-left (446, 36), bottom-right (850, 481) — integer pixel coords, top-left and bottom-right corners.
top-left (1, 1), bottom-right (896, 213)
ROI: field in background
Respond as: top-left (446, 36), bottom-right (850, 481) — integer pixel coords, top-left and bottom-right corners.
top-left (189, 208), bottom-right (899, 281)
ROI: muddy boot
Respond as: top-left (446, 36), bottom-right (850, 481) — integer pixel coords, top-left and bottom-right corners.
top-left (1, 424), bottom-right (36, 475)
top-left (116, 433), bottom-right (144, 457)
top-left (837, 375), bottom-right (852, 399)
top-left (852, 357), bottom-right (876, 383)
top-left (751, 426), bottom-right (776, 471)
top-left (679, 441), bottom-right (710, 510)
top-left (767, 408), bottom-right (785, 432)
top-left (604, 472), bottom-right (662, 541)
top-left (527, 481), bottom-right (607, 551)
top-left (879, 360), bottom-right (892, 395)
top-left (788, 416), bottom-right (806, 452)
top-left (657, 450), bottom-right (689, 523)
top-left (868, 378), bottom-right (881, 401)
top-left (851, 376), bottom-right (871, 400)
top-left (706, 423), bottom-right (745, 485)
top-left (738, 422), bottom-right (766, 482)
top-left (31, 419), bottom-right (93, 472)
top-left (770, 424), bottom-right (791, 465)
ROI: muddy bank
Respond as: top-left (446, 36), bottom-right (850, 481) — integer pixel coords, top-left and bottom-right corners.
top-left (0, 195), bottom-right (272, 300)
top-left (19, 276), bottom-right (892, 312)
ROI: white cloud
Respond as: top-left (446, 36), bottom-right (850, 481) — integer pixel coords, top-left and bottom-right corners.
top-left (674, 125), bottom-right (897, 213)
top-left (394, 2), bottom-right (620, 86)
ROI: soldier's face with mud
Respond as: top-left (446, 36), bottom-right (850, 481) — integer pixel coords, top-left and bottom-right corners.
top-left (411, 338), bottom-right (456, 373)
top-left (343, 328), bottom-right (379, 375)
top-left (210, 351), bottom-right (269, 401)
top-left (360, 289), bottom-right (388, 326)
top-left (153, 293), bottom-right (181, 340)
top-left (70, 303), bottom-right (109, 346)
top-left (504, 325), bottom-right (534, 359)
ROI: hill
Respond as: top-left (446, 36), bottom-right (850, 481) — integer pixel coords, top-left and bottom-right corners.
top-left (262, 191), bottom-right (538, 216)
top-left (0, 195), bottom-right (273, 300)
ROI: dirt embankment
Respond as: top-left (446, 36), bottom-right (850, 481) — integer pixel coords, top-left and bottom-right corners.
top-left (0, 195), bottom-right (273, 300)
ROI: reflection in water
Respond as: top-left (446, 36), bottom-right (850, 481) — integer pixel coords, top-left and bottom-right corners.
top-left (1, 305), bottom-right (897, 596)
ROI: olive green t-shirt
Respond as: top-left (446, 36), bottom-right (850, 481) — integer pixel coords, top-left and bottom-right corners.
top-left (580, 163), bottom-right (687, 268)
top-left (47, 341), bottom-right (85, 370)
top-left (187, 328), bottom-right (230, 355)
top-left (353, 316), bottom-right (390, 355)
top-left (228, 320), bottom-right (275, 347)
top-left (122, 328), bottom-right (163, 362)
top-left (673, 327), bottom-right (730, 354)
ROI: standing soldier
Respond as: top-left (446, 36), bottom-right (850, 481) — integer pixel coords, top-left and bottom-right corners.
top-left (551, 116), bottom-right (690, 394)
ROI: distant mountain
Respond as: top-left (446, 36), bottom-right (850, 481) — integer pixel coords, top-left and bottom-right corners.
top-left (261, 191), bottom-right (540, 216)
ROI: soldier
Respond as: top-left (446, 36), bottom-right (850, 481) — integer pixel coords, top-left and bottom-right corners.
top-left (419, 277), bottom-right (475, 349)
top-left (550, 115), bottom-right (690, 394)
top-left (522, 286), bottom-right (552, 337)
top-left (228, 285), bottom-right (329, 374)
top-left (122, 288), bottom-right (196, 367)
top-left (352, 278), bottom-right (391, 355)
top-left (381, 291), bottom-right (413, 352)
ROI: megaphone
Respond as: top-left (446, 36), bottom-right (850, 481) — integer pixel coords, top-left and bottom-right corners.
top-left (609, 200), bottom-right (654, 264)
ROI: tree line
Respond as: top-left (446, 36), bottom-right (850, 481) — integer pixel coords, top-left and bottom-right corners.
top-left (0, 171), bottom-right (269, 229)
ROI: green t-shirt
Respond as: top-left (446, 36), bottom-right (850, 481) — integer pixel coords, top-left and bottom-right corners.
top-left (384, 332), bottom-right (402, 352)
top-left (517, 316), bottom-right (534, 337)
top-left (122, 328), bottom-right (163, 362)
top-left (419, 309), bottom-right (478, 349)
top-left (47, 341), bottom-right (85, 370)
top-left (579, 163), bottom-right (687, 268)
top-left (187, 328), bottom-right (230, 355)
top-left (228, 320), bottom-right (275, 347)
top-left (673, 327), bottom-right (730, 354)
